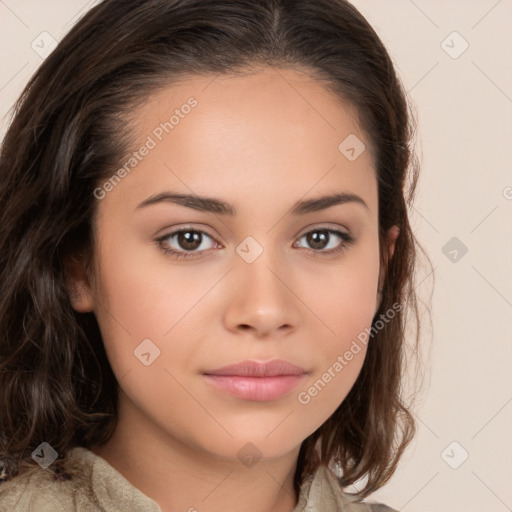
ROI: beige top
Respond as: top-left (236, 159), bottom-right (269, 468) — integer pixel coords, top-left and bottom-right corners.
top-left (0, 447), bottom-right (397, 511)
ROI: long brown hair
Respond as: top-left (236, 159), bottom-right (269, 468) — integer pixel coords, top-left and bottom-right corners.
top-left (0, 0), bottom-right (428, 499)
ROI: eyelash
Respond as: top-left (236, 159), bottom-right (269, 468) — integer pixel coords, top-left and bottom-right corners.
top-left (155, 225), bottom-right (355, 260)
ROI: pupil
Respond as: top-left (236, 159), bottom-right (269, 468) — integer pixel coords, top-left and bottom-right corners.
top-left (308, 230), bottom-right (328, 249)
top-left (179, 231), bottom-right (201, 250)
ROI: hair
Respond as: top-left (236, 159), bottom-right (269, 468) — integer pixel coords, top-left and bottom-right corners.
top-left (0, 0), bottom-right (429, 500)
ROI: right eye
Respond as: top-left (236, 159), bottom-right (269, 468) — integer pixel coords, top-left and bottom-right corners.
top-left (155, 227), bottom-right (221, 259)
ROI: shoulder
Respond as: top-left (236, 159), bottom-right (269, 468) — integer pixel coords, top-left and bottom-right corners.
top-left (0, 447), bottom-right (97, 512)
top-left (296, 465), bottom-right (399, 512)
top-left (0, 446), bottom-right (161, 512)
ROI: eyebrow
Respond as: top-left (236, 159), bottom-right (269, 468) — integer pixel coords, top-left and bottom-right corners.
top-left (135, 191), bottom-right (369, 216)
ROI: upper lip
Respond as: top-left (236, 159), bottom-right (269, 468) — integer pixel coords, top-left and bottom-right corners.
top-left (203, 359), bottom-right (308, 377)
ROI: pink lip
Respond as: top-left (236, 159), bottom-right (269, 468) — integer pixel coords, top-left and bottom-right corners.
top-left (203, 359), bottom-right (308, 401)
top-left (203, 359), bottom-right (307, 377)
top-left (203, 375), bottom-right (306, 401)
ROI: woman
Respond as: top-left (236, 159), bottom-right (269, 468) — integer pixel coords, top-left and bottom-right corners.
top-left (0, 1), bottom-right (424, 510)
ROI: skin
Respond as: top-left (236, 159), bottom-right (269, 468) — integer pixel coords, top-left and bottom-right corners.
top-left (66, 66), bottom-right (398, 512)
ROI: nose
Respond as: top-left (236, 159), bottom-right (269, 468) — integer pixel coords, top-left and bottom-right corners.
top-left (223, 249), bottom-right (300, 339)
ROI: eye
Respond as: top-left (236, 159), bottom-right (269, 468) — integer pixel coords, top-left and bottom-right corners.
top-left (156, 227), bottom-right (219, 260)
top-left (294, 226), bottom-right (355, 256)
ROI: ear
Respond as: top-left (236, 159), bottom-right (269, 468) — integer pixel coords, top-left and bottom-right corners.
top-left (385, 225), bottom-right (399, 261)
top-left (63, 252), bottom-right (95, 313)
top-left (376, 225), bottom-right (400, 312)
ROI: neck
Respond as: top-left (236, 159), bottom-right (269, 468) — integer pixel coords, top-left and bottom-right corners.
top-left (91, 398), bottom-right (301, 512)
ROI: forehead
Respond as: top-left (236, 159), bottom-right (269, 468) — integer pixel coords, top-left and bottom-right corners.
top-left (99, 67), bottom-right (377, 219)
top-left (133, 66), bottom-right (369, 150)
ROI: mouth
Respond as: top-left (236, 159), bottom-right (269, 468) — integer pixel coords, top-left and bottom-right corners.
top-left (202, 359), bottom-right (308, 401)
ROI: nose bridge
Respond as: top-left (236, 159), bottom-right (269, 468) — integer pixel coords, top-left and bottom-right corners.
top-left (224, 235), bottom-right (298, 335)
top-left (238, 237), bottom-right (288, 305)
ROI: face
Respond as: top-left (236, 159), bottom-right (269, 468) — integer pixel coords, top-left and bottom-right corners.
top-left (69, 67), bottom-right (395, 465)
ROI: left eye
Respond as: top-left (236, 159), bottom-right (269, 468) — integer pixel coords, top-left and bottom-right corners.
top-left (295, 228), bottom-right (352, 252)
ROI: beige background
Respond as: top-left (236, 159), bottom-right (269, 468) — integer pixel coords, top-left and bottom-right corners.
top-left (1, 1), bottom-right (511, 511)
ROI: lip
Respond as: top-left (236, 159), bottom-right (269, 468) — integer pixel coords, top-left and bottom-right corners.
top-left (203, 359), bottom-right (307, 377)
top-left (202, 359), bottom-right (308, 402)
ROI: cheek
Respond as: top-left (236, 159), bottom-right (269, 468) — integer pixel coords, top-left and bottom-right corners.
top-left (292, 243), bottom-right (379, 419)
top-left (90, 232), bottom-right (232, 410)
top-left (299, 236), bottom-right (380, 345)
top-left (90, 245), bottom-right (209, 431)
top-left (92, 228), bottom-right (213, 338)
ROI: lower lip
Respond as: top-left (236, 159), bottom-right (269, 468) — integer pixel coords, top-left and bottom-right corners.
top-left (203, 374), bottom-right (306, 401)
